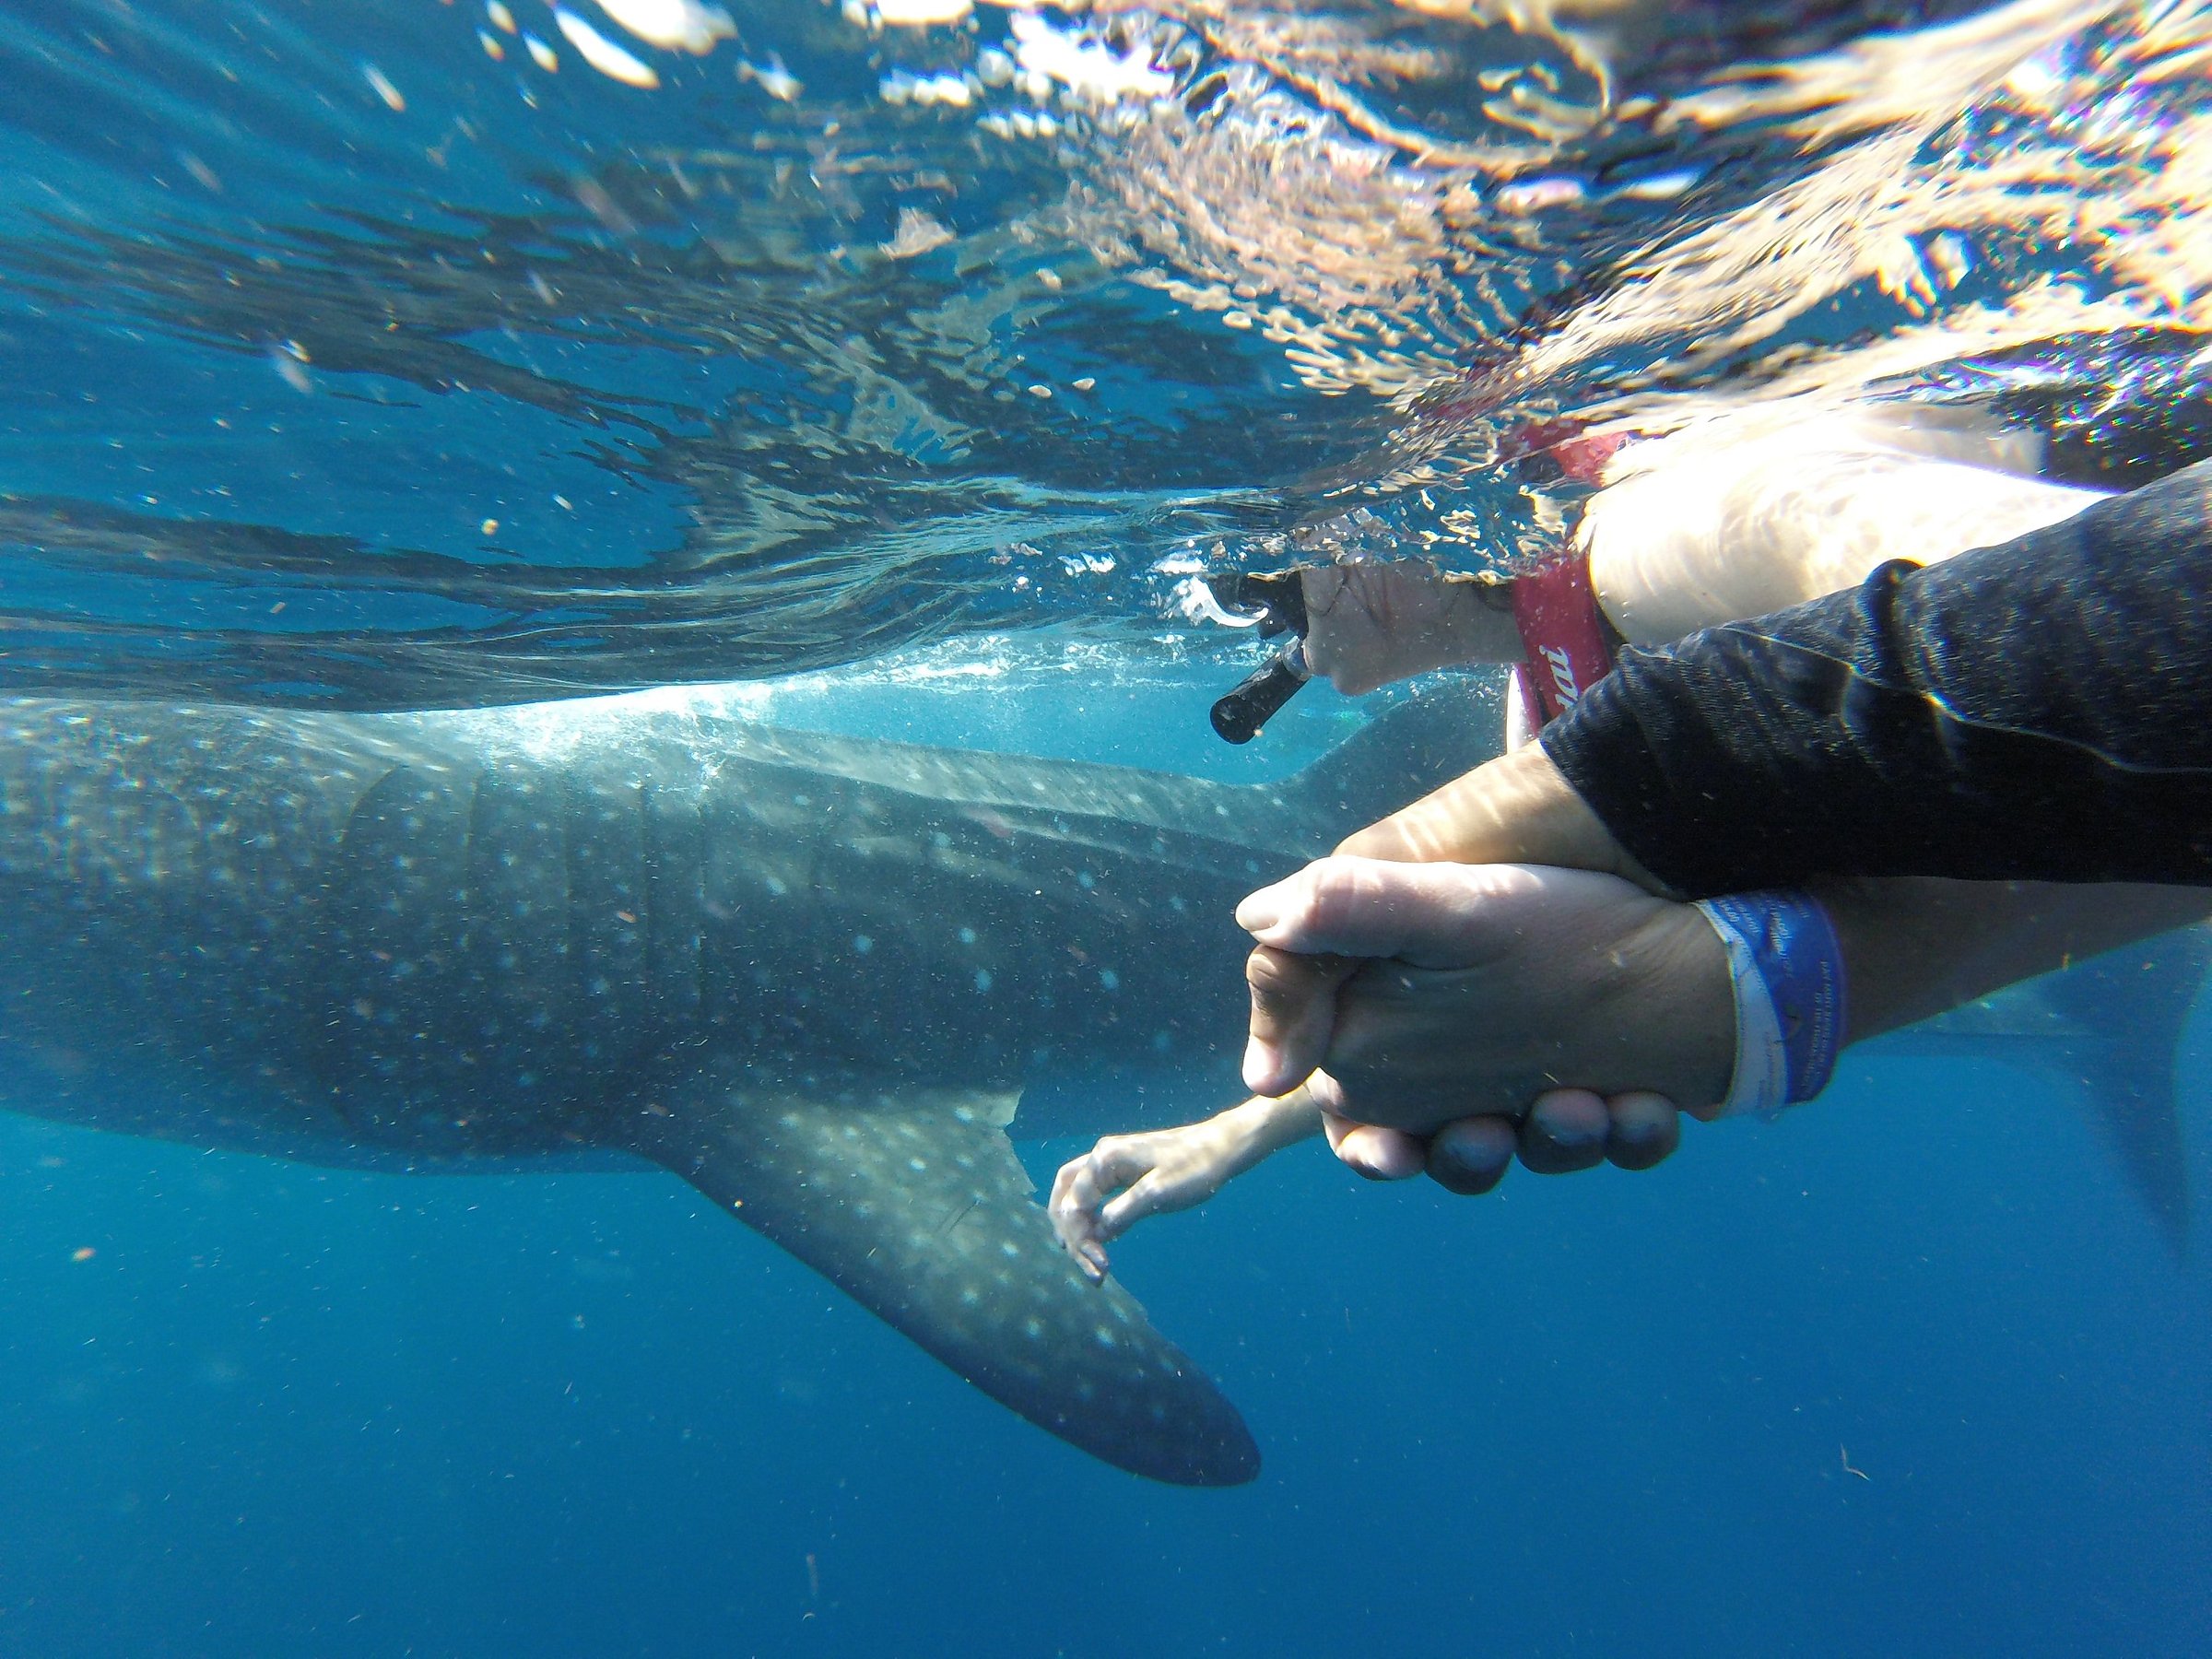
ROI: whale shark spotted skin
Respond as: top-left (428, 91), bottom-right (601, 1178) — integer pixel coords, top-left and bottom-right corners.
top-left (0, 685), bottom-right (2196, 1480)
top-left (0, 683), bottom-right (1498, 1484)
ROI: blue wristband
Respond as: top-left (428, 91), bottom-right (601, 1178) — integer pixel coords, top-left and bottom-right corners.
top-left (1694, 891), bottom-right (1848, 1115)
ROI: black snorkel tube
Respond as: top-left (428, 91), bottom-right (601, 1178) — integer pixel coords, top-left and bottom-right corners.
top-left (1206, 571), bottom-right (1310, 744)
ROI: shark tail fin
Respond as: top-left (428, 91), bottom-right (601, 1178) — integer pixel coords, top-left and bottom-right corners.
top-left (2036, 933), bottom-right (2208, 1258)
top-left (633, 1079), bottom-right (1260, 1486)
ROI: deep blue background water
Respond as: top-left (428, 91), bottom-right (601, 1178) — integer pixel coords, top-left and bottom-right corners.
top-left (0, 662), bottom-right (2206, 1659)
top-left (3, 1020), bottom-right (2207, 1655)
top-left (3, 1), bottom-right (2210, 1651)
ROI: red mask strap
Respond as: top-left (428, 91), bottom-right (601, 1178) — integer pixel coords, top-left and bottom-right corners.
top-left (1511, 551), bottom-right (1616, 725)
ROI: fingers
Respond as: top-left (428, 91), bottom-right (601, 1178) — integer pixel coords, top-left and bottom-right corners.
top-left (1357, 1088), bottom-right (1687, 1196)
top-left (1424, 1116), bottom-right (1515, 1195)
top-left (1516, 1088), bottom-right (1613, 1174)
top-left (1097, 1174), bottom-right (1171, 1243)
top-left (1512, 1088), bottom-right (1683, 1176)
top-left (1243, 945), bottom-right (1358, 1095)
top-left (1320, 1111), bottom-right (1427, 1181)
top-left (1047, 1154), bottom-right (1112, 1282)
top-left (1240, 856), bottom-right (1551, 966)
top-left (1603, 1090), bottom-right (1681, 1171)
top-left (1049, 1136), bottom-right (1158, 1282)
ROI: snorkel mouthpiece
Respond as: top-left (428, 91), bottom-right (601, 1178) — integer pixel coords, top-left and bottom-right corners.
top-left (1205, 572), bottom-right (1311, 744)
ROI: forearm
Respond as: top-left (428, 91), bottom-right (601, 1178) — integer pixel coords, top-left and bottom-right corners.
top-left (1335, 740), bottom-right (1659, 886)
top-left (1821, 878), bottom-right (2212, 1042)
top-left (1213, 1086), bottom-right (1325, 1168)
top-left (1546, 460), bottom-right (2212, 894)
top-left (1300, 564), bottom-right (1524, 693)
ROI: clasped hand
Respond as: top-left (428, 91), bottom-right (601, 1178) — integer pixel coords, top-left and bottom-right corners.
top-left (1050, 743), bottom-right (1737, 1277)
top-left (1238, 855), bottom-right (1732, 1189)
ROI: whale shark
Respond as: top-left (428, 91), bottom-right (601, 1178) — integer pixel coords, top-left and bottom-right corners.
top-left (0, 682), bottom-right (2196, 1482)
top-left (0, 681), bottom-right (1499, 1485)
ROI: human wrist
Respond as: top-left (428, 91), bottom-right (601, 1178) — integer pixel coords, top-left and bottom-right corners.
top-left (1609, 904), bottom-right (1736, 1112)
top-left (1228, 1088), bottom-right (1324, 1162)
top-left (1692, 891), bottom-right (1848, 1115)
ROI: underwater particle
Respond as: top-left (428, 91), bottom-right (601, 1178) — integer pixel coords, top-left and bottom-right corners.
top-left (883, 70), bottom-right (972, 107)
top-left (1222, 311), bottom-right (1253, 330)
top-left (877, 0), bottom-right (972, 24)
top-left (572, 175), bottom-right (635, 233)
top-left (556, 8), bottom-right (660, 87)
top-left (853, 934), bottom-right (874, 954)
top-left (973, 969), bottom-right (993, 993)
top-left (480, 517), bottom-right (500, 535)
top-left (881, 206), bottom-right (955, 260)
top-left (554, 494), bottom-right (573, 510)
top-left (478, 29), bottom-right (506, 60)
top-left (362, 63), bottom-right (406, 112)
top-left (71, 1247), bottom-right (96, 1263)
top-left (267, 344), bottom-right (312, 394)
top-left (487, 0), bottom-right (518, 32)
top-left (1493, 176), bottom-right (1584, 215)
top-left (1609, 169), bottom-right (1698, 202)
top-left (594, 0), bottom-right (734, 53)
top-left (524, 32), bottom-right (559, 72)
top-left (1035, 266), bottom-right (1062, 291)
top-left (1027, 383), bottom-right (1052, 398)
top-left (1072, 376), bottom-right (1095, 392)
top-left (737, 54), bottom-right (802, 101)
top-left (178, 151), bottom-right (221, 192)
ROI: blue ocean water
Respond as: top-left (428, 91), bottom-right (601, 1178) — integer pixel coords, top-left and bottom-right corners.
top-left (2, 0), bottom-right (2210, 1653)
top-left (2, 927), bottom-right (2208, 1657)
top-left (0, 659), bottom-right (2206, 1657)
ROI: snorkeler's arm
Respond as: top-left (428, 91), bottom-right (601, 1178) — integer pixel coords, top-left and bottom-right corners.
top-left (1543, 459), bottom-right (2212, 894)
top-left (1302, 416), bottom-right (2108, 699)
top-left (1238, 862), bottom-right (2212, 1142)
top-left (1817, 877), bottom-right (2212, 1043)
top-left (1300, 562), bottom-right (1523, 694)
top-left (1049, 1088), bottom-right (1324, 1280)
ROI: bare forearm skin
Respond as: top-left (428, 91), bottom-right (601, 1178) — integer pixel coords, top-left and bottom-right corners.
top-left (1216, 1086), bottom-right (1325, 1165)
top-left (1820, 878), bottom-right (2212, 1044)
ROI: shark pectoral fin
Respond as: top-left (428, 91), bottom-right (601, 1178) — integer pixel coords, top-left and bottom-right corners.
top-left (634, 1084), bottom-right (1259, 1487)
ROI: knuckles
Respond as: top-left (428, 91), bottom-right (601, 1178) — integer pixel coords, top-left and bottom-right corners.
top-left (1243, 944), bottom-right (1316, 997)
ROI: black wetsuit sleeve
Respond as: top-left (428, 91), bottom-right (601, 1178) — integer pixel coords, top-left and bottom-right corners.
top-left (1540, 458), bottom-right (2212, 895)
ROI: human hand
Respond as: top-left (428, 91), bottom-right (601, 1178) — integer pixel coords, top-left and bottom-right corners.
top-left (1049, 1093), bottom-right (1319, 1281)
top-left (1237, 857), bottom-right (1732, 1133)
top-left (1300, 561), bottom-right (1520, 694)
top-left (1323, 1087), bottom-right (1689, 1196)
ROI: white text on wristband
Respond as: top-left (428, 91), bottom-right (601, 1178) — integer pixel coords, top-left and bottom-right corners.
top-left (1694, 890), bottom-right (1848, 1117)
